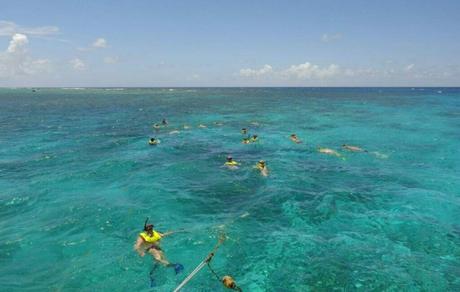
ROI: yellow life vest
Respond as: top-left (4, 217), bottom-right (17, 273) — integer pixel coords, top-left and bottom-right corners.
top-left (140, 230), bottom-right (162, 243)
top-left (225, 161), bottom-right (238, 166)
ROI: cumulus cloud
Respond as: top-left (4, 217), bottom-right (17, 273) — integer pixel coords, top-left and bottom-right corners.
top-left (239, 62), bottom-right (339, 80)
top-left (7, 33), bottom-right (28, 53)
top-left (321, 33), bottom-right (342, 43)
top-left (405, 64), bottom-right (415, 72)
top-left (103, 56), bottom-right (118, 64)
top-left (92, 38), bottom-right (107, 48)
top-left (0, 33), bottom-right (51, 78)
top-left (78, 38), bottom-right (109, 51)
top-left (283, 62), bottom-right (340, 79)
top-left (239, 64), bottom-right (273, 77)
top-left (70, 58), bottom-right (86, 70)
top-left (0, 20), bottom-right (59, 36)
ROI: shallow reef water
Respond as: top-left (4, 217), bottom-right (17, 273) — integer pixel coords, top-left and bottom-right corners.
top-left (0, 87), bottom-right (459, 291)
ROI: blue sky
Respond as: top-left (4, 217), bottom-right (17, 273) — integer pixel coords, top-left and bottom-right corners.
top-left (0, 0), bottom-right (459, 86)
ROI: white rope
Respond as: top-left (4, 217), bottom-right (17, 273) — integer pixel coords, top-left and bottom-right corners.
top-left (173, 254), bottom-right (212, 292)
top-left (173, 235), bottom-right (226, 292)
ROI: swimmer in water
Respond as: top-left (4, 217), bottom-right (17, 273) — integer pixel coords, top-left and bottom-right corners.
top-left (241, 128), bottom-right (248, 135)
top-left (149, 138), bottom-right (160, 145)
top-left (162, 118), bottom-right (168, 125)
top-left (342, 144), bottom-right (367, 152)
top-left (371, 151), bottom-right (389, 159)
top-left (318, 147), bottom-right (342, 157)
top-left (224, 156), bottom-right (239, 169)
top-left (290, 134), bottom-right (302, 144)
top-left (153, 124), bottom-right (161, 130)
top-left (255, 160), bottom-right (269, 176)
top-left (134, 218), bottom-right (183, 273)
top-left (242, 137), bottom-right (250, 144)
top-left (250, 135), bottom-right (258, 143)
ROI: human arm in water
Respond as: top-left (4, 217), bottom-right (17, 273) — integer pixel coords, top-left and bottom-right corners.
top-left (159, 231), bottom-right (175, 237)
top-left (134, 236), bottom-right (146, 257)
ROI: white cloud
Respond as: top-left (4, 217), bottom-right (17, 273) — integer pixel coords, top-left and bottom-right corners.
top-left (239, 62), bottom-right (340, 80)
top-left (0, 33), bottom-right (51, 78)
top-left (239, 64), bottom-right (273, 77)
top-left (7, 33), bottom-right (28, 53)
top-left (283, 62), bottom-right (340, 79)
top-left (321, 33), bottom-right (342, 43)
top-left (78, 38), bottom-right (109, 51)
top-left (92, 38), bottom-right (107, 48)
top-left (103, 56), bottom-right (118, 64)
top-left (405, 64), bottom-right (415, 72)
top-left (70, 58), bottom-right (86, 70)
top-left (0, 20), bottom-right (59, 37)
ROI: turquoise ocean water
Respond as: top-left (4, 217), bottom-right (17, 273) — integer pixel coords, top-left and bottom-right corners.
top-left (0, 88), bottom-right (459, 291)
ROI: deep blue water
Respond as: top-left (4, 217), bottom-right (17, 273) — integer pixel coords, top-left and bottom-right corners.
top-left (0, 87), bottom-right (459, 291)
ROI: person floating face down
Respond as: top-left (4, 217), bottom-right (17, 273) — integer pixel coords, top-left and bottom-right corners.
top-left (224, 155), bottom-right (239, 168)
top-left (249, 135), bottom-right (258, 143)
top-left (255, 160), bottom-right (268, 176)
top-left (134, 219), bottom-right (183, 274)
top-left (342, 144), bottom-right (367, 152)
top-left (149, 138), bottom-right (160, 145)
top-left (290, 134), bottom-right (302, 144)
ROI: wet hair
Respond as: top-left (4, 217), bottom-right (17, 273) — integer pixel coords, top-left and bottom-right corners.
top-left (144, 218), bottom-right (154, 231)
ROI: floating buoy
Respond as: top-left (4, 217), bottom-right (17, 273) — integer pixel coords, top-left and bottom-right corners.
top-left (222, 275), bottom-right (237, 289)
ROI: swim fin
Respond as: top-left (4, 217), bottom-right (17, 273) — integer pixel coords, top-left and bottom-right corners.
top-left (149, 263), bottom-right (159, 287)
top-left (173, 263), bottom-right (184, 274)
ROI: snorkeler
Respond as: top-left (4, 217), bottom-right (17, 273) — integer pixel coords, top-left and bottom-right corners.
top-left (249, 135), bottom-right (258, 143)
top-left (224, 156), bottom-right (239, 168)
top-left (318, 147), bottom-right (342, 157)
top-left (290, 134), bottom-right (302, 144)
top-left (255, 160), bottom-right (269, 176)
top-left (241, 128), bottom-right (248, 135)
top-left (134, 218), bottom-right (183, 274)
top-left (342, 144), bottom-right (367, 152)
top-left (149, 138), bottom-right (160, 145)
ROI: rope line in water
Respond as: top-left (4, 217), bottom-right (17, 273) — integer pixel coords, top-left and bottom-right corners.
top-left (173, 235), bottom-right (224, 292)
top-left (173, 254), bottom-right (212, 292)
top-left (173, 233), bottom-right (241, 291)
top-left (207, 262), bottom-right (242, 292)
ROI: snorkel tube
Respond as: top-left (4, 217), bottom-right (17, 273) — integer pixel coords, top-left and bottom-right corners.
top-left (144, 217), bottom-right (153, 231)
